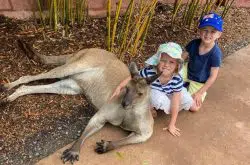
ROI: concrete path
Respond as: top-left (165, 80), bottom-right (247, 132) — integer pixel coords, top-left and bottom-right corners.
top-left (37, 45), bottom-right (250, 165)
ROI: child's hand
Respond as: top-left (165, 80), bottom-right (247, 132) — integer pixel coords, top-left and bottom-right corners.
top-left (192, 92), bottom-right (202, 108)
top-left (109, 86), bottom-right (122, 102)
top-left (163, 124), bottom-right (181, 137)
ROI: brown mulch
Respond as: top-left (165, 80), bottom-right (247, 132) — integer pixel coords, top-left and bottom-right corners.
top-left (0, 4), bottom-right (250, 165)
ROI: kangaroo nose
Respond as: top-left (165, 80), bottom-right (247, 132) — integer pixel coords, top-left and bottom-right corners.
top-left (122, 100), bottom-right (129, 108)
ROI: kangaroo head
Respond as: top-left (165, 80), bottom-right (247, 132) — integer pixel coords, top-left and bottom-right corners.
top-left (121, 62), bottom-right (160, 108)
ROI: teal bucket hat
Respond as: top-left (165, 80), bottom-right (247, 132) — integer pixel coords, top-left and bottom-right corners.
top-left (145, 42), bottom-right (183, 71)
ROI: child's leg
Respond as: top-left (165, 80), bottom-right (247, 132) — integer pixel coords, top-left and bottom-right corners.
top-left (150, 89), bottom-right (171, 114)
top-left (188, 81), bottom-right (207, 101)
top-left (179, 87), bottom-right (194, 111)
top-left (188, 80), bottom-right (207, 112)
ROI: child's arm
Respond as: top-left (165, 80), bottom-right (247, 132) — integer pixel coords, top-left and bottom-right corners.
top-left (109, 76), bottom-right (131, 101)
top-left (182, 51), bottom-right (189, 62)
top-left (164, 91), bottom-right (181, 137)
top-left (193, 67), bottom-right (219, 107)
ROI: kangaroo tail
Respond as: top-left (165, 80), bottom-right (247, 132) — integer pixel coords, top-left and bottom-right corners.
top-left (17, 39), bottom-right (73, 66)
top-left (17, 39), bottom-right (44, 64)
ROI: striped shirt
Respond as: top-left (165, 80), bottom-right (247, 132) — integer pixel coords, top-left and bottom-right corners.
top-left (139, 66), bottom-right (183, 95)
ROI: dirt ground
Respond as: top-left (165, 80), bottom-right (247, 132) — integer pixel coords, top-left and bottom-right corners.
top-left (0, 4), bottom-right (250, 165)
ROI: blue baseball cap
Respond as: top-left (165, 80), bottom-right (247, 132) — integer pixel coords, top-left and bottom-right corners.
top-left (198, 13), bottom-right (223, 32)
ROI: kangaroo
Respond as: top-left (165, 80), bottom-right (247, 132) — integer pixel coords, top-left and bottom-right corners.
top-left (0, 40), bottom-right (160, 164)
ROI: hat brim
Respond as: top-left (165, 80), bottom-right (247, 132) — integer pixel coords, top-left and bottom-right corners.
top-left (145, 53), bottom-right (183, 72)
top-left (198, 23), bottom-right (223, 32)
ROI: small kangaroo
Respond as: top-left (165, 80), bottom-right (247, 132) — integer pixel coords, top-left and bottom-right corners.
top-left (0, 40), bottom-right (160, 164)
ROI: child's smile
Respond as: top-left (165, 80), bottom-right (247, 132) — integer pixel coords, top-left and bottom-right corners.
top-left (199, 26), bottom-right (222, 45)
top-left (158, 53), bottom-right (178, 77)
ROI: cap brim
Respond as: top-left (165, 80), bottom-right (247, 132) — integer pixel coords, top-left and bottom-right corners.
top-left (198, 23), bottom-right (223, 32)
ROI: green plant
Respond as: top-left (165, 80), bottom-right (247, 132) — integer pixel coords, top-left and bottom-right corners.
top-left (172, 0), bottom-right (183, 25)
top-left (176, 0), bottom-right (234, 30)
top-left (221, 0), bottom-right (235, 18)
top-left (36, 0), bottom-right (88, 36)
top-left (106, 0), bottom-right (157, 59)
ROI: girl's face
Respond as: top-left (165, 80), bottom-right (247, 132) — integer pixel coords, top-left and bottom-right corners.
top-left (157, 53), bottom-right (178, 77)
top-left (199, 26), bottom-right (222, 45)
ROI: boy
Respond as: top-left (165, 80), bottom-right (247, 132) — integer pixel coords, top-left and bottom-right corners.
top-left (181, 12), bottom-right (223, 111)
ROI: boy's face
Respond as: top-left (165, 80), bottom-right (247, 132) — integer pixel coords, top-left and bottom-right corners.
top-left (158, 53), bottom-right (178, 77)
top-left (199, 26), bottom-right (222, 45)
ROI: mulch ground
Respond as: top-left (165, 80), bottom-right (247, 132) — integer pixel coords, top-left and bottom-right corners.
top-left (0, 4), bottom-right (250, 165)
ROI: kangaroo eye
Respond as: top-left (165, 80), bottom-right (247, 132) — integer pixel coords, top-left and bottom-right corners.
top-left (138, 92), bottom-right (143, 96)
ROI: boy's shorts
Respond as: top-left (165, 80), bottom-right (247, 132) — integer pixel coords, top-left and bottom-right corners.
top-left (180, 63), bottom-right (207, 102)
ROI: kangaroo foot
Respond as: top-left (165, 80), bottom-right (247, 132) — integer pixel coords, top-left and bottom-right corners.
top-left (0, 83), bottom-right (7, 93)
top-left (0, 97), bottom-right (9, 108)
top-left (95, 140), bottom-right (114, 154)
top-left (61, 148), bottom-right (79, 164)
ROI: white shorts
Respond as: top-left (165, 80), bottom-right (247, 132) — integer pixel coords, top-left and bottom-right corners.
top-left (150, 88), bottom-right (193, 114)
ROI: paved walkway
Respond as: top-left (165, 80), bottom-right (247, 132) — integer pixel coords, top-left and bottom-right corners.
top-left (37, 45), bottom-right (250, 165)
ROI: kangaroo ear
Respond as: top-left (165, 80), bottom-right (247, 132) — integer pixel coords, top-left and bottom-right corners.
top-left (145, 72), bottom-right (162, 84)
top-left (129, 62), bottom-right (139, 78)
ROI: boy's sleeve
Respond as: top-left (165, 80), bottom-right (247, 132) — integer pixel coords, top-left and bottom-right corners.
top-left (211, 48), bottom-right (223, 67)
top-left (185, 39), bottom-right (195, 53)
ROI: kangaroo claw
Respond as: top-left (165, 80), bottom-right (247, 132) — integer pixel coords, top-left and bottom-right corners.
top-left (0, 97), bottom-right (8, 108)
top-left (95, 140), bottom-right (112, 154)
top-left (61, 148), bottom-right (79, 164)
top-left (0, 83), bottom-right (7, 93)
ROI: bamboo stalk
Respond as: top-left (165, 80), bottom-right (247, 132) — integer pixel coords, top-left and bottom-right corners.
top-left (36, 0), bottom-right (45, 28)
top-left (111, 0), bottom-right (123, 51)
top-left (106, 0), bottom-right (111, 51)
top-left (182, 0), bottom-right (190, 25)
top-left (79, 0), bottom-right (87, 24)
top-left (120, 0), bottom-right (156, 57)
top-left (215, 0), bottom-right (225, 11)
top-left (138, 0), bottom-right (157, 51)
top-left (49, 0), bottom-right (54, 28)
top-left (117, 0), bottom-right (134, 45)
top-left (62, 0), bottom-right (66, 25)
top-left (76, 0), bottom-right (80, 23)
top-left (222, 0), bottom-right (235, 18)
top-left (188, 0), bottom-right (201, 29)
top-left (131, 0), bottom-right (157, 56)
top-left (65, 0), bottom-right (69, 36)
top-left (53, 0), bottom-right (58, 31)
top-left (172, 0), bottom-right (183, 26)
top-left (119, 0), bottom-right (135, 59)
top-left (131, 15), bottom-right (148, 56)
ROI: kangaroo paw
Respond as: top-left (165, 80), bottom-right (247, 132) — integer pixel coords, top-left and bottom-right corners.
top-left (61, 148), bottom-right (79, 164)
top-left (0, 97), bottom-right (9, 108)
top-left (95, 140), bottom-right (113, 154)
top-left (0, 83), bottom-right (7, 93)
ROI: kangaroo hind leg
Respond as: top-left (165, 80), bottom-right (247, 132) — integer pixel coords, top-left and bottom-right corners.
top-left (4, 58), bottom-right (96, 90)
top-left (7, 79), bottom-right (81, 102)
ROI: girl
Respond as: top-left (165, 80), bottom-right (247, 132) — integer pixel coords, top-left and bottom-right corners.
top-left (111, 42), bottom-right (194, 136)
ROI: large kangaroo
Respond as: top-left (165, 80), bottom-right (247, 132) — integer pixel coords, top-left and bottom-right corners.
top-left (0, 40), bottom-right (160, 164)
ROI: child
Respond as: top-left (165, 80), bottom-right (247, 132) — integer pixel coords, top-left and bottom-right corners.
top-left (111, 42), bottom-right (194, 136)
top-left (181, 12), bottom-right (223, 111)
